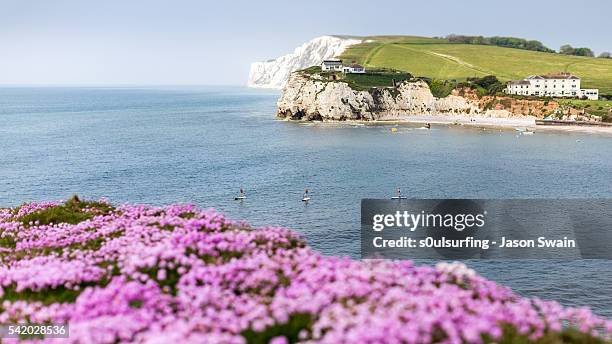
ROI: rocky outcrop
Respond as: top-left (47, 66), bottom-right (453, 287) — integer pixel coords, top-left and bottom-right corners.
top-left (248, 36), bottom-right (361, 89)
top-left (276, 73), bottom-right (573, 121)
top-left (277, 73), bottom-right (518, 121)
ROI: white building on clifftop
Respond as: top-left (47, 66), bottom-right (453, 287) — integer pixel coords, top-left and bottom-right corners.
top-left (506, 72), bottom-right (598, 100)
top-left (321, 59), bottom-right (366, 74)
top-left (321, 59), bottom-right (343, 72)
top-left (343, 63), bottom-right (365, 74)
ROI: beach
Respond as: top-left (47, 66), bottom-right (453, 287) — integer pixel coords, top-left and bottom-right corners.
top-left (375, 115), bottom-right (612, 135)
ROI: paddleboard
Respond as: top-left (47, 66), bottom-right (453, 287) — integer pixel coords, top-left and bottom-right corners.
top-left (391, 196), bottom-right (407, 199)
top-left (234, 196), bottom-right (246, 200)
top-left (302, 197), bottom-right (311, 202)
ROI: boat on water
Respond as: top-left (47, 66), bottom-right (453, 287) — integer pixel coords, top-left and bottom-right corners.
top-left (302, 188), bottom-right (310, 202)
top-left (235, 187), bottom-right (246, 200)
top-left (392, 187), bottom-right (406, 199)
top-left (515, 127), bottom-right (535, 135)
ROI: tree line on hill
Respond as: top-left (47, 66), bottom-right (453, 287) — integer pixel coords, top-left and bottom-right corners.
top-left (446, 34), bottom-right (554, 53)
top-left (560, 44), bottom-right (611, 58)
top-left (446, 34), bottom-right (611, 58)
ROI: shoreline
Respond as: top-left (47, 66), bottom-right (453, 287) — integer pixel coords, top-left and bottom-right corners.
top-left (379, 115), bottom-right (535, 129)
top-left (286, 115), bottom-right (612, 135)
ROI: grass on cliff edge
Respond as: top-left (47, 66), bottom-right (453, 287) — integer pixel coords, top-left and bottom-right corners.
top-left (339, 35), bottom-right (612, 94)
top-left (299, 66), bottom-right (412, 91)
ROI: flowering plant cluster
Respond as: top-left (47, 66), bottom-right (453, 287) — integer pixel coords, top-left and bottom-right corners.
top-left (0, 197), bottom-right (610, 343)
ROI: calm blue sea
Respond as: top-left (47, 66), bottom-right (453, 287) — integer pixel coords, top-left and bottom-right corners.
top-left (1, 86), bottom-right (611, 316)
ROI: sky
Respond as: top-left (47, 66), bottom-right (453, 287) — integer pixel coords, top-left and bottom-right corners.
top-left (1, 0), bottom-right (611, 86)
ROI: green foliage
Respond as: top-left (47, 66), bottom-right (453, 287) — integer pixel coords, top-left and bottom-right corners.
top-left (427, 79), bottom-right (455, 98)
top-left (559, 44), bottom-right (574, 55)
top-left (558, 99), bottom-right (612, 117)
top-left (468, 75), bottom-right (499, 88)
top-left (598, 52), bottom-right (611, 59)
top-left (0, 233), bottom-right (16, 248)
top-left (343, 70), bottom-right (412, 90)
top-left (178, 212), bottom-right (196, 219)
top-left (19, 206), bottom-right (90, 226)
top-left (485, 324), bottom-right (609, 344)
top-left (466, 75), bottom-right (505, 96)
top-left (241, 313), bottom-right (313, 344)
top-left (139, 266), bottom-right (182, 295)
top-left (560, 44), bottom-right (595, 57)
top-left (1, 283), bottom-right (97, 305)
top-left (447, 34), bottom-right (555, 53)
top-left (18, 195), bottom-right (115, 226)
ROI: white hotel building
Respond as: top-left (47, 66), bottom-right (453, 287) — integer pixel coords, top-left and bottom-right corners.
top-left (506, 72), bottom-right (598, 100)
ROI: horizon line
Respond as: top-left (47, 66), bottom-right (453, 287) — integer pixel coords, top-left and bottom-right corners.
top-left (0, 83), bottom-right (249, 88)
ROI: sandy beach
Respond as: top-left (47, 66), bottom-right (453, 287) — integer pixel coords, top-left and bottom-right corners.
top-left (375, 115), bottom-right (612, 135)
top-left (384, 115), bottom-right (535, 128)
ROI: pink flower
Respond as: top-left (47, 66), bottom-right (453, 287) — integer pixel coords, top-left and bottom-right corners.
top-left (0, 200), bottom-right (608, 343)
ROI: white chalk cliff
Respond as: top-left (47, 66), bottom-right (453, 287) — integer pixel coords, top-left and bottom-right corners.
top-left (247, 36), bottom-right (361, 89)
top-left (277, 72), bottom-right (481, 121)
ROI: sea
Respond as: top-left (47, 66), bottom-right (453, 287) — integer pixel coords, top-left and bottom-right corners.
top-left (1, 86), bottom-right (611, 317)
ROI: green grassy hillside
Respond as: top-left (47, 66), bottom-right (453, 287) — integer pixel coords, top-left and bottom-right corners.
top-left (339, 36), bottom-right (612, 94)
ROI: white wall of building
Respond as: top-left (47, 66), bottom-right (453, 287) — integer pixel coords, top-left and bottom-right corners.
top-left (343, 66), bottom-right (365, 74)
top-left (579, 89), bottom-right (599, 100)
top-left (321, 61), bottom-right (342, 71)
top-left (506, 75), bottom-right (598, 100)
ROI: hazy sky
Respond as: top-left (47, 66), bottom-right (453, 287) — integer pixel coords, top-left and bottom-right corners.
top-left (1, 0), bottom-right (610, 85)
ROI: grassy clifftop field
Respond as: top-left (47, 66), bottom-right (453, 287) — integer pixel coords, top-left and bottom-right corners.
top-left (339, 36), bottom-right (612, 94)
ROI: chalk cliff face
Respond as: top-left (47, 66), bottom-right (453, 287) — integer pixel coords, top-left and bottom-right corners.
top-left (277, 73), bottom-right (555, 121)
top-left (277, 73), bottom-right (480, 121)
top-left (248, 36), bottom-right (361, 89)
